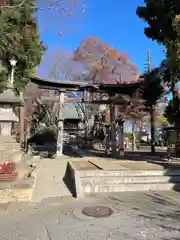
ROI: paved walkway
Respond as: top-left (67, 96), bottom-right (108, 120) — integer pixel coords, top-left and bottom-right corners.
top-left (0, 191), bottom-right (180, 239)
top-left (32, 157), bottom-right (72, 202)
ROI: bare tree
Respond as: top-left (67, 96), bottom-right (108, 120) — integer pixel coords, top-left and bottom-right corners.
top-left (36, 47), bottom-right (88, 81)
top-left (23, 83), bottom-right (42, 134)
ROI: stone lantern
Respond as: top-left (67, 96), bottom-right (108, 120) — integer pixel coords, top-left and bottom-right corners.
top-left (0, 88), bottom-right (23, 162)
top-left (0, 59), bottom-right (23, 163)
top-left (0, 89), bottom-right (19, 135)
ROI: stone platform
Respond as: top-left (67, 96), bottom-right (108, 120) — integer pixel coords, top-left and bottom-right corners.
top-left (0, 156), bottom-right (41, 203)
top-left (0, 136), bottom-right (23, 163)
top-left (66, 159), bottom-right (180, 198)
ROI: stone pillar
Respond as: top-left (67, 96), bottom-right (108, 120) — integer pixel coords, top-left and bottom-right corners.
top-left (105, 125), bottom-right (110, 153)
top-left (117, 120), bottom-right (124, 157)
top-left (110, 104), bottom-right (117, 156)
top-left (56, 91), bottom-right (64, 156)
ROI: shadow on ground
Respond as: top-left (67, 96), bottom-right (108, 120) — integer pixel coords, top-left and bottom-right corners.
top-left (27, 132), bottom-right (80, 158)
top-left (79, 146), bottom-right (167, 161)
top-left (63, 162), bottom-right (76, 198)
top-left (138, 192), bottom-right (180, 225)
top-left (107, 191), bottom-right (180, 237)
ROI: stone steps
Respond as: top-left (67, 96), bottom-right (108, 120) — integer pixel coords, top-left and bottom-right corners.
top-left (79, 169), bottom-right (180, 177)
top-left (80, 172), bottom-right (180, 196)
top-left (67, 161), bottom-right (180, 197)
top-left (81, 175), bottom-right (180, 185)
top-left (89, 159), bottom-right (127, 170)
top-left (86, 182), bottom-right (180, 193)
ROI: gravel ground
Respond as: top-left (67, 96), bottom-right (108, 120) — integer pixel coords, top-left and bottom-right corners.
top-left (0, 191), bottom-right (180, 239)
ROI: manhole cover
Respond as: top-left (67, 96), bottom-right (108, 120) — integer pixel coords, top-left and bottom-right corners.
top-left (82, 206), bottom-right (114, 218)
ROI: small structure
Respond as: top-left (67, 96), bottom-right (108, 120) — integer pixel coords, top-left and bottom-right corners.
top-left (63, 103), bottom-right (84, 146)
top-left (63, 103), bottom-right (83, 129)
top-left (164, 126), bottom-right (180, 158)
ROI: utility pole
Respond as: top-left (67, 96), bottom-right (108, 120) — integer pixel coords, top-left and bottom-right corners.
top-left (147, 49), bottom-right (151, 73)
top-left (144, 49), bottom-right (151, 73)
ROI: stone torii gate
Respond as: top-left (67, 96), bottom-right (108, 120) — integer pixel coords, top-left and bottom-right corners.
top-left (80, 81), bottom-right (143, 157)
top-left (30, 76), bottom-right (87, 156)
top-left (30, 76), bottom-right (144, 157)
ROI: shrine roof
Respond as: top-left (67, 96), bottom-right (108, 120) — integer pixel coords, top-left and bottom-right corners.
top-left (30, 76), bottom-right (86, 90)
top-left (81, 81), bottom-right (144, 95)
top-left (30, 76), bottom-right (144, 95)
top-left (98, 81), bottom-right (143, 93)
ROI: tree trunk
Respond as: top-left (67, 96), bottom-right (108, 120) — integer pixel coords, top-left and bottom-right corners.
top-left (19, 92), bottom-right (24, 148)
top-left (132, 121), bottom-right (137, 151)
top-left (25, 123), bottom-right (31, 153)
top-left (171, 81), bottom-right (179, 126)
top-left (171, 81), bottom-right (180, 157)
top-left (150, 106), bottom-right (155, 153)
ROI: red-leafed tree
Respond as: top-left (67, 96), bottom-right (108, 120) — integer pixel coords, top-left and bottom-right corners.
top-left (73, 36), bottom-right (139, 84)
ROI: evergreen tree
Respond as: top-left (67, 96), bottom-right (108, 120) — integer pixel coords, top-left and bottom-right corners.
top-left (136, 1), bottom-right (180, 44)
top-left (142, 67), bottom-right (165, 152)
top-left (136, 1), bottom-right (180, 127)
top-left (0, 0), bottom-right (45, 92)
top-left (136, 1), bottom-right (180, 76)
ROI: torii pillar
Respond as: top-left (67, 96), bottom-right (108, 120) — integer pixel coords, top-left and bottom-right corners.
top-left (56, 91), bottom-right (65, 156)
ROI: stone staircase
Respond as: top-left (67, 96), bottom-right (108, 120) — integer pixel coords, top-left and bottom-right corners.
top-left (67, 160), bottom-right (180, 197)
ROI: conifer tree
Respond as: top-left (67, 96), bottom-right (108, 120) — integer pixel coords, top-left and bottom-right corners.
top-left (0, 0), bottom-right (45, 92)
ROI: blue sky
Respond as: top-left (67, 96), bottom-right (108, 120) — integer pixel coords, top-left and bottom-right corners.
top-left (37, 0), bottom-right (165, 74)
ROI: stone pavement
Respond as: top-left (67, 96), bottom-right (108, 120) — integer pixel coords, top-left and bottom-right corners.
top-left (0, 191), bottom-right (180, 239)
top-left (32, 157), bottom-right (72, 202)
